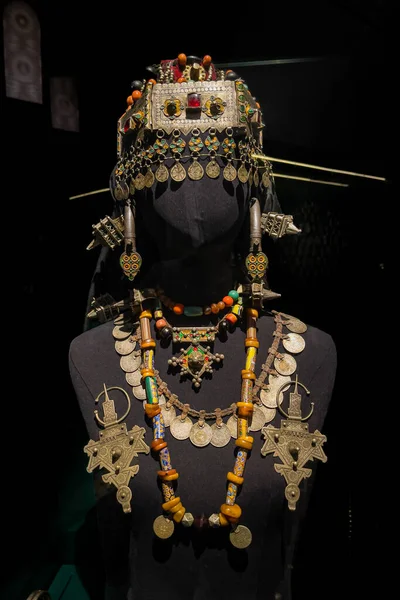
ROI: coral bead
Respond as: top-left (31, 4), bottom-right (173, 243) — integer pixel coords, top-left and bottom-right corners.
top-left (173, 303), bottom-right (184, 315)
top-left (203, 55), bottom-right (212, 68)
top-left (177, 77), bottom-right (186, 83)
top-left (211, 303), bottom-right (219, 314)
top-left (178, 53), bottom-right (187, 67)
top-left (132, 90), bottom-right (142, 101)
top-left (148, 78), bottom-right (157, 85)
top-left (225, 313), bottom-right (238, 325)
top-left (223, 296), bottom-right (234, 307)
top-left (127, 96), bottom-right (133, 105)
top-left (217, 301), bottom-right (225, 311)
top-left (155, 318), bottom-right (167, 330)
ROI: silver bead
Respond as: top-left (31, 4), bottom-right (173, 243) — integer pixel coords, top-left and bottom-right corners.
top-left (181, 512), bottom-right (194, 527)
top-left (208, 513), bottom-right (220, 528)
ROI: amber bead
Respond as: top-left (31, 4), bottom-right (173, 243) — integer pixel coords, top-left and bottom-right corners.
top-left (247, 308), bottom-right (259, 318)
top-left (225, 313), bottom-right (238, 325)
top-left (169, 502), bottom-right (183, 514)
top-left (145, 404), bottom-right (161, 418)
top-left (217, 301), bottom-right (225, 311)
top-left (140, 310), bottom-right (152, 319)
top-left (223, 296), bottom-right (234, 307)
top-left (155, 318), bottom-right (167, 330)
top-left (162, 496), bottom-right (181, 511)
top-left (237, 401), bottom-right (254, 417)
top-left (219, 512), bottom-right (229, 527)
top-left (235, 436), bottom-right (254, 451)
top-left (256, 102), bottom-right (261, 109)
top-left (127, 96), bottom-right (133, 105)
top-left (164, 473), bottom-right (179, 481)
top-left (173, 303), bottom-right (184, 315)
top-left (211, 303), bottom-right (219, 314)
top-left (132, 90), bottom-right (142, 100)
top-left (141, 339), bottom-right (156, 349)
top-left (177, 77), bottom-right (186, 83)
top-left (173, 507), bottom-right (186, 523)
top-left (241, 369), bottom-right (256, 380)
top-left (178, 53), bottom-right (187, 67)
top-left (220, 503), bottom-right (242, 520)
top-left (148, 78), bottom-right (157, 85)
top-left (203, 55), bottom-right (212, 67)
top-left (141, 368), bottom-right (155, 378)
top-left (244, 337), bottom-right (260, 348)
top-left (157, 469), bottom-right (177, 478)
top-left (151, 439), bottom-right (167, 452)
top-left (204, 306), bottom-right (212, 315)
top-left (227, 472), bottom-right (244, 486)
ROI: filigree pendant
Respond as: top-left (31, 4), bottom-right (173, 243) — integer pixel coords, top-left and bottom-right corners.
top-left (169, 343), bottom-right (224, 388)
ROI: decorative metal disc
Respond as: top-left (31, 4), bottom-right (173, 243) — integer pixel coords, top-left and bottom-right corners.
top-left (144, 169), bottom-right (155, 188)
top-left (135, 172), bottom-right (145, 190)
top-left (188, 160), bottom-right (204, 181)
top-left (262, 171), bottom-right (270, 187)
top-left (114, 184), bottom-right (123, 201)
top-left (126, 370), bottom-right (142, 387)
top-left (160, 404), bottom-right (176, 427)
top-left (223, 162), bottom-right (237, 182)
top-left (115, 338), bottom-right (137, 356)
top-left (274, 353), bottom-right (297, 376)
top-left (248, 170), bottom-right (253, 186)
top-left (112, 322), bottom-right (134, 340)
top-left (120, 352), bottom-right (141, 373)
top-left (229, 525), bottom-right (252, 549)
top-left (253, 169), bottom-right (260, 187)
top-left (260, 405), bottom-right (276, 423)
top-left (206, 160), bottom-right (220, 179)
top-left (227, 415), bottom-right (238, 439)
top-left (260, 375), bottom-right (291, 408)
top-left (132, 384), bottom-right (146, 400)
top-left (282, 333), bottom-right (306, 354)
top-left (286, 318), bottom-right (308, 334)
top-left (153, 515), bottom-right (174, 539)
top-left (170, 416), bottom-right (193, 440)
top-left (210, 423), bottom-right (231, 447)
top-left (170, 161), bottom-right (186, 182)
top-left (238, 163), bottom-right (249, 183)
top-left (155, 163), bottom-right (169, 183)
top-left (249, 405), bottom-right (266, 432)
top-left (190, 422), bottom-right (212, 447)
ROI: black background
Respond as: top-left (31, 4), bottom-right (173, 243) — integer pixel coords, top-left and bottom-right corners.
top-left (1, 1), bottom-right (391, 598)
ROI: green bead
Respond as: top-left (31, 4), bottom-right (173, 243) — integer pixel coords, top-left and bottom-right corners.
top-left (228, 290), bottom-right (239, 301)
top-left (184, 306), bottom-right (203, 317)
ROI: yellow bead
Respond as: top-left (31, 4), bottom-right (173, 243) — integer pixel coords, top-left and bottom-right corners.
top-left (219, 512), bottom-right (230, 527)
top-left (220, 503), bottom-right (242, 520)
top-left (241, 369), bottom-right (256, 380)
top-left (162, 496), bottom-right (181, 512)
top-left (169, 502), bottom-right (183, 514)
top-left (173, 507), bottom-right (186, 523)
top-left (244, 338), bottom-right (260, 348)
top-left (164, 473), bottom-right (179, 481)
top-left (235, 436), bottom-right (254, 451)
top-left (227, 472), bottom-right (244, 486)
top-left (140, 310), bottom-right (152, 319)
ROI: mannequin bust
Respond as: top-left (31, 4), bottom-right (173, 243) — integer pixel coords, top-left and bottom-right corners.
top-left (69, 58), bottom-right (336, 600)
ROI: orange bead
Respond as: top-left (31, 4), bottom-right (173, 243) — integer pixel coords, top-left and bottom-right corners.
top-left (227, 472), bottom-right (244, 486)
top-left (155, 318), bottom-right (167, 330)
top-left (244, 337), bottom-right (259, 348)
top-left (148, 78), bottom-right (157, 85)
top-left (173, 303), bottom-right (184, 315)
top-left (219, 512), bottom-right (230, 527)
top-left (162, 496), bottom-right (181, 511)
top-left (217, 301), bottom-right (225, 311)
top-left (145, 404), bottom-right (161, 418)
top-left (225, 313), bottom-right (238, 325)
top-left (178, 53), bottom-right (187, 67)
top-left (177, 77), bottom-right (186, 83)
top-left (226, 70), bottom-right (233, 74)
top-left (164, 472), bottom-right (179, 481)
top-left (237, 401), bottom-right (254, 417)
top-left (247, 308), bottom-right (259, 318)
top-left (127, 96), bottom-right (133, 105)
top-left (203, 55), bottom-right (212, 67)
top-left (140, 310), bottom-right (152, 319)
top-left (211, 303), bottom-right (219, 314)
top-left (132, 90), bottom-right (142, 100)
top-left (173, 507), bottom-right (186, 523)
top-left (151, 439), bottom-right (167, 452)
top-left (141, 368), bottom-right (155, 378)
top-left (169, 501), bottom-right (183, 514)
top-left (241, 369), bottom-right (256, 380)
top-left (223, 296), bottom-right (234, 307)
top-left (204, 306), bottom-right (212, 315)
top-left (157, 469), bottom-right (177, 478)
top-left (141, 339), bottom-right (156, 349)
top-left (220, 503), bottom-right (242, 520)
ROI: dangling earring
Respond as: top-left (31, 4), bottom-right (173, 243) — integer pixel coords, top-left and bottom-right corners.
top-left (245, 197), bottom-right (268, 282)
top-left (120, 199), bottom-right (142, 282)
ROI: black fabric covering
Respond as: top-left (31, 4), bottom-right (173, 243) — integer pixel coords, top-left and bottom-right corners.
top-left (71, 172), bottom-right (336, 599)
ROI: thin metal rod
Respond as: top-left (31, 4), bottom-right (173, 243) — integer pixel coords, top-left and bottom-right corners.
top-left (69, 188), bottom-right (109, 200)
top-left (215, 57), bottom-right (325, 68)
top-left (253, 154), bottom-right (386, 182)
top-left (274, 173), bottom-right (349, 187)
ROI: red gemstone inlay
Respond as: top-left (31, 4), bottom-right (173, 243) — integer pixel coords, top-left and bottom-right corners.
top-left (187, 93), bottom-right (201, 108)
top-left (124, 119), bottom-right (131, 133)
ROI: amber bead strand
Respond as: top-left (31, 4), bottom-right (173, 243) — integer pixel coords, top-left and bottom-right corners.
top-left (219, 308), bottom-right (258, 527)
top-left (139, 309), bottom-right (186, 524)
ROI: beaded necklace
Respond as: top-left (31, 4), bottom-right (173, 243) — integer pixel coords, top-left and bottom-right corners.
top-left (139, 305), bottom-right (260, 548)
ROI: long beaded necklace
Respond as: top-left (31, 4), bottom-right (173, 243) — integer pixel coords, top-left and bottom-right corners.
top-left (139, 304), bottom-right (260, 548)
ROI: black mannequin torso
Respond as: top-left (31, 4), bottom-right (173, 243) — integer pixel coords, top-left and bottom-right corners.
top-left (70, 311), bottom-right (336, 600)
